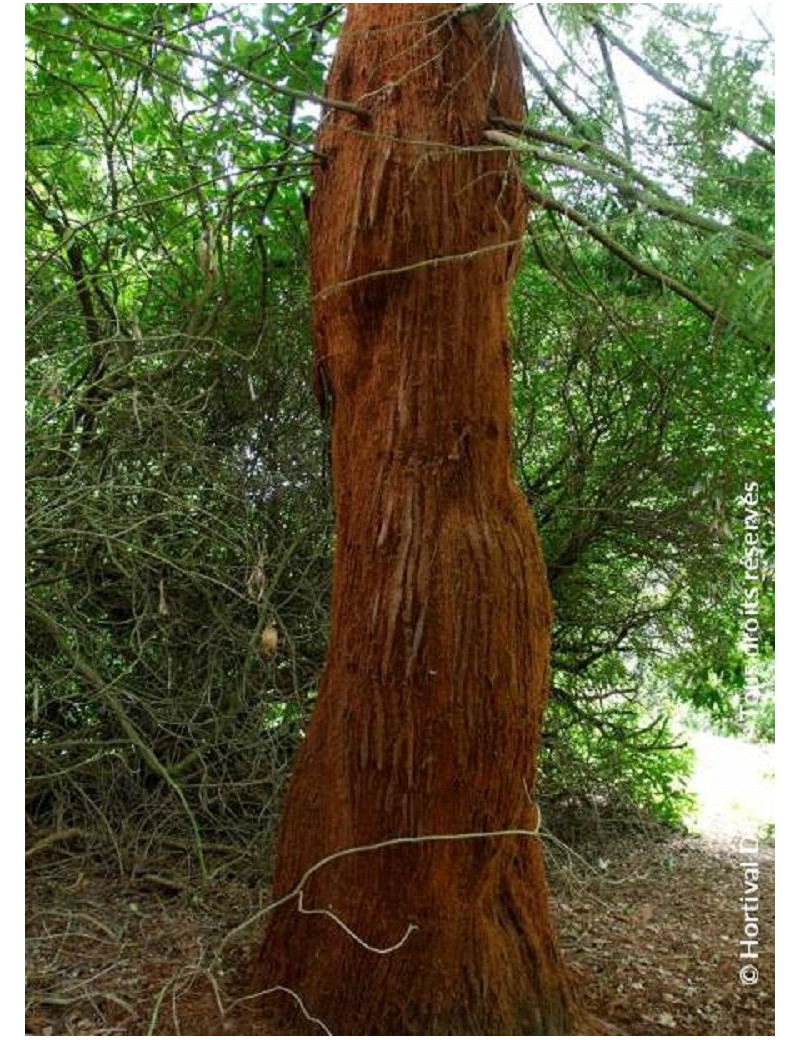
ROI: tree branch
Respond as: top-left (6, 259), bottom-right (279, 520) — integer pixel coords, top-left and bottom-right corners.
top-left (488, 115), bottom-right (666, 195)
top-left (593, 24), bottom-right (633, 161)
top-left (484, 130), bottom-right (773, 258)
top-left (523, 182), bottom-right (724, 327)
top-left (25, 182), bottom-right (102, 345)
top-left (587, 15), bottom-right (774, 154)
top-left (61, 5), bottom-right (371, 120)
top-left (518, 48), bottom-right (586, 132)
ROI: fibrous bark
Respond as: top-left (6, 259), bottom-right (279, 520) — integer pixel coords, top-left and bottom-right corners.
top-left (254, 5), bottom-right (583, 1034)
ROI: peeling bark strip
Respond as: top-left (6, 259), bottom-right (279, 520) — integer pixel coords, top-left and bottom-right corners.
top-left (255, 6), bottom-right (584, 1034)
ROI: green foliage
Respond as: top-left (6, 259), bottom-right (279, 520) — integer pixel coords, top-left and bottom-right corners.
top-left (25, 1), bottom-right (339, 862)
top-left (749, 694), bottom-right (775, 743)
top-left (541, 699), bottom-right (696, 829)
top-left (25, 3), bottom-right (773, 862)
top-left (740, 660), bottom-right (775, 742)
top-left (505, 2), bottom-right (773, 823)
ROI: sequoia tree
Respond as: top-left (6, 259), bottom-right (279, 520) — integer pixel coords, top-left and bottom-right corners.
top-left (254, 5), bottom-right (587, 1033)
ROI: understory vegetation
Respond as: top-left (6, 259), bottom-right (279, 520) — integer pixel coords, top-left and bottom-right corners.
top-left (26, 3), bottom-right (774, 874)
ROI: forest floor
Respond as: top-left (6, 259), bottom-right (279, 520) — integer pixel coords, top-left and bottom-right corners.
top-left (25, 736), bottom-right (774, 1036)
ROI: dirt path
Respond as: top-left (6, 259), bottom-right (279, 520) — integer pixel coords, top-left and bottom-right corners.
top-left (553, 831), bottom-right (774, 1035)
top-left (686, 731), bottom-right (774, 844)
top-left (555, 733), bottom-right (775, 1035)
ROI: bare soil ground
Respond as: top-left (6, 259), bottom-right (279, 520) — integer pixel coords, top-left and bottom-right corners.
top-left (553, 830), bottom-right (774, 1036)
top-left (25, 824), bottom-right (774, 1036)
top-left (26, 729), bottom-right (776, 1035)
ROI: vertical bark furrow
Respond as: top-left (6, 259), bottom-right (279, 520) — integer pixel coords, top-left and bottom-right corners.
top-left (255, 5), bottom-right (585, 1034)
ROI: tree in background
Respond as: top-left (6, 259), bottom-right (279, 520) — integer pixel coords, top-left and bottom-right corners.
top-left (25, 3), bottom-right (339, 870)
top-left (501, 2), bottom-right (774, 820)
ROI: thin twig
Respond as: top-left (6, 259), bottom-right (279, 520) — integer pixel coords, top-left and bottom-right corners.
top-left (221, 819), bottom-right (541, 950)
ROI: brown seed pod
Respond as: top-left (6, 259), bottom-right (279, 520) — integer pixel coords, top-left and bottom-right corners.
top-left (260, 625), bottom-right (279, 657)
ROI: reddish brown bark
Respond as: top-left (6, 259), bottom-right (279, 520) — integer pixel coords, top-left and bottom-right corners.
top-left (254, 5), bottom-right (584, 1034)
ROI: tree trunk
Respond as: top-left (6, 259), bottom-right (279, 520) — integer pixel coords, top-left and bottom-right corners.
top-left (254, 5), bottom-right (584, 1034)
